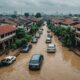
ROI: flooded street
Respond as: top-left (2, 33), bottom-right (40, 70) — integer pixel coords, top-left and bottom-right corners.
top-left (0, 25), bottom-right (80, 80)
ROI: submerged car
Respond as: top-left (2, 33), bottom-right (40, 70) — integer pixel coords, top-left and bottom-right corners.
top-left (47, 30), bottom-right (51, 33)
top-left (35, 33), bottom-right (40, 38)
top-left (47, 44), bottom-right (56, 53)
top-left (47, 33), bottom-right (52, 38)
top-left (31, 37), bottom-right (38, 43)
top-left (38, 29), bottom-right (43, 34)
top-left (1, 56), bottom-right (16, 65)
top-left (21, 44), bottom-right (32, 52)
top-left (46, 37), bottom-right (52, 43)
top-left (29, 54), bottom-right (44, 70)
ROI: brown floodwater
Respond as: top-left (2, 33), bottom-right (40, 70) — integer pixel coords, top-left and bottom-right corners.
top-left (0, 25), bottom-right (80, 80)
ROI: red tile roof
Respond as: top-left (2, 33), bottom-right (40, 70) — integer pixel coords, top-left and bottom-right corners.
top-left (61, 19), bottom-right (75, 25)
top-left (0, 24), bottom-right (16, 35)
top-left (52, 19), bottom-right (64, 24)
top-left (74, 24), bottom-right (80, 29)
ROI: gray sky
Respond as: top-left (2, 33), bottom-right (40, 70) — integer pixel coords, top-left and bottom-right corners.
top-left (0, 0), bottom-right (80, 14)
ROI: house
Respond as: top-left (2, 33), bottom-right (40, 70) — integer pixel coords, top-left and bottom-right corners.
top-left (74, 24), bottom-right (80, 50)
top-left (0, 24), bottom-right (16, 52)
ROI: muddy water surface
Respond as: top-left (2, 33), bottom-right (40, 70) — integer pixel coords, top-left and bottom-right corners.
top-left (0, 25), bottom-right (80, 80)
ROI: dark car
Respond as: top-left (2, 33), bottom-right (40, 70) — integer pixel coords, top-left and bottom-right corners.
top-left (29, 54), bottom-right (44, 70)
top-left (21, 44), bottom-right (32, 52)
top-left (0, 61), bottom-right (4, 67)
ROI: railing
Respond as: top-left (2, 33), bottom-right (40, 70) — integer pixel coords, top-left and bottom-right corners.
top-left (76, 37), bottom-right (80, 42)
top-left (0, 33), bottom-right (16, 42)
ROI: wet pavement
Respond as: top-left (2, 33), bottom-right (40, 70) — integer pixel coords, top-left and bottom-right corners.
top-left (0, 25), bottom-right (80, 80)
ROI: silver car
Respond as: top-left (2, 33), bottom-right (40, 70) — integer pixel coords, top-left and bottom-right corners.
top-left (47, 33), bottom-right (52, 38)
top-left (47, 44), bottom-right (56, 53)
top-left (35, 33), bottom-right (40, 38)
top-left (46, 37), bottom-right (52, 43)
top-left (31, 37), bottom-right (38, 43)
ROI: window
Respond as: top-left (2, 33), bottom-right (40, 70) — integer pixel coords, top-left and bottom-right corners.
top-left (77, 28), bottom-right (80, 31)
top-left (1, 35), bottom-right (4, 38)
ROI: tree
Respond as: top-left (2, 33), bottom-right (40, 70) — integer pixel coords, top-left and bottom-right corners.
top-left (30, 25), bottom-right (39, 34)
top-left (16, 28), bottom-right (25, 38)
top-left (11, 44), bottom-right (17, 49)
top-left (24, 13), bottom-right (29, 17)
top-left (11, 14), bottom-right (17, 18)
top-left (15, 39), bottom-right (22, 47)
top-left (48, 23), bottom-right (76, 48)
top-left (35, 13), bottom-right (41, 18)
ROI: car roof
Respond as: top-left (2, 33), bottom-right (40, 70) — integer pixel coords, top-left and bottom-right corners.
top-left (5, 56), bottom-right (14, 59)
top-left (47, 37), bottom-right (51, 39)
top-left (48, 44), bottom-right (55, 47)
top-left (31, 54), bottom-right (41, 61)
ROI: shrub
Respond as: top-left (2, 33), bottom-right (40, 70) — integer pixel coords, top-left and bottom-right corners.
top-left (21, 38), bottom-right (28, 45)
top-left (11, 44), bottom-right (17, 49)
top-left (25, 34), bottom-right (32, 42)
top-left (15, 39), bottom-right (22, 47)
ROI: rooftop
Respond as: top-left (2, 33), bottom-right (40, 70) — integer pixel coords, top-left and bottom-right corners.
top-left (0, 24), bottom-right (16, 36)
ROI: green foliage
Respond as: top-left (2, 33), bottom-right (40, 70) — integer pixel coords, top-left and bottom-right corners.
top-left (24, 34), bottom-right (32, 42)
top-left (30, 25), bottom-right (39, 34)
top-left (16, 28), bottom-right (25, 38)
top-left (21, 38), bottom-right (27, 45)
top-left (15, 39), bottom-right (22, 47)
top-left (24, 13), bottom-right (29, 17)
top-left (48, 24), bottom-right (76, 48)
top-left (35, 13), bottom-right (41, 18)
top-left (11, 44), bottom-right (17, 49)
top-left (11, 15), bottom-right (17, 18)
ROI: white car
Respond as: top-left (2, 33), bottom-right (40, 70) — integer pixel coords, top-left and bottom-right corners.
top-left (1, 56), bottom-right (16, 65)
top-left (38, 30), bottom-right (43, 34)
top-left (47, 44), bottom-right (56, 53)
top-left (46, 37), bottom-right (52, 43)
top-left (35, 33), bottom-right (40, 38)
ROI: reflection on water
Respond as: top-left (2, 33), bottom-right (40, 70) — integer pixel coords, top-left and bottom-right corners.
top-left (0, 25), bottom-right (80, 80)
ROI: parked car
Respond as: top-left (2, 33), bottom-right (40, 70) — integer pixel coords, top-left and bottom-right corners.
top-left (46, 37), bottom-right (52, 43)
top-left (40, 28), bottom-right (43, 30)
top-left (47, 44), bottom-right (56, 53)
top-left (31, 37), bottom-right (38, 43)
top-left (47, 33), bottom-right (52, 38)
top-left (1, 56), bottom-right (16, 65)
top-left (38, 30), bottom-right (43, 34)
top-left (47, 30), bottom-right (51, 33)
top-left (21, 44), bottom-right (32, 52)
top-left (29, 54), bottom-right (44, 70)
top-left (35, 33), bottom-right (40, 38)
top-left (0, 61), bottom-right (4, 67)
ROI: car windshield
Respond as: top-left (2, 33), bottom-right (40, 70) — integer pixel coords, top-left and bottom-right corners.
top-left (49, 46), bottom-right (54, 48)
top-left (22, 45), bottom-right (28, 48)
top-left (30, 60), bottom-right (39, 63)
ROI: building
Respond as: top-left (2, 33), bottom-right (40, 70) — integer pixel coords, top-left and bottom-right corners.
top-left (74, 24), bottom-right (80, 50)
top-left (0, 24), bottom-right (16, 52)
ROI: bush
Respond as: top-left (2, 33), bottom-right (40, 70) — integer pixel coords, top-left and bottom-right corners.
top-left (25, 34), bottom-right (32, 42)
top-left (15, 39), bottom-right (22, 47)
top-left (11, 44), bottom-right (17, 49)
top-left (21, 38), bottom-right (28, 45)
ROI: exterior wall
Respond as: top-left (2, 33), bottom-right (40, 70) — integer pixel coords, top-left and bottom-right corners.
top-left (0, 31), bottom-right (16, 52)
top-left (75, 28), bottom-right (80, 50)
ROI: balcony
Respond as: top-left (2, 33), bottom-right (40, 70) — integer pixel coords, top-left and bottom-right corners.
top-left (76, 37), bottom-right (80, 42)
top-left (76, 30), bottom-right (80, 33)
top-left (0, 33), bottom-right (16, 43)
